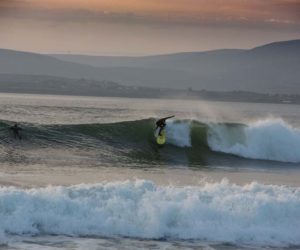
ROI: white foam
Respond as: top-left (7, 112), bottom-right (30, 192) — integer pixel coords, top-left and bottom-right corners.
top-left (208, 119), bottom-right (300, 163)
top-left (0, 180), bottom-right (299, 247)
top-left (166, 120), bottom-right (191, 147)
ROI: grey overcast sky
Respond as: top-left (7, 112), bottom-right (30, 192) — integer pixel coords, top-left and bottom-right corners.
top-left (0, 0), bottom-right (300, 55)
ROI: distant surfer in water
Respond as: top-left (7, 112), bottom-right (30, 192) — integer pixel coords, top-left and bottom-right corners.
top-left (155, 116), bottom-right (175, 136)
top-left (10, 123), bottom-right (22, 140)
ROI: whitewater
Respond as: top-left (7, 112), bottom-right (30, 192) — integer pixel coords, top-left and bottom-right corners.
top-left (207, 119), bottom-right (300, 163)
top-left (0, 180), bottom-right (300, 246)
top-left (166, 118), bottom-right (300, 163)
top-left (0, 93), bottom-right (300, 249)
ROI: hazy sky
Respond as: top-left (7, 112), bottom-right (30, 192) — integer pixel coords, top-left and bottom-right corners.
top-left (0, 0), bottom-right (300, 55)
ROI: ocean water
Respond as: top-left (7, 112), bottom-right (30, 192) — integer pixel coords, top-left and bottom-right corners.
top-left (0, 93), bottom-right (300, 249)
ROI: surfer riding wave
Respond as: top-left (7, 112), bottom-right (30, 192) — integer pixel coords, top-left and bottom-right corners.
top-left (155, 116), bottom-right (175, 136)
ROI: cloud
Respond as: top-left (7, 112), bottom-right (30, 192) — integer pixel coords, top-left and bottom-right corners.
top-left (0, 0), bottom-right (27, 7)
top-left (266, 19), bottom-right (295, 24)
top-left (0, 0), bottom-right (299, 30)
top-left (0, 1), bottom-right (299, 55)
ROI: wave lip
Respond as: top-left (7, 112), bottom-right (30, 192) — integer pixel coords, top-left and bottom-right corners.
top-left (0, 180), bottom-right (300, 247)
top-left (208, 119), bottom-right (300, 163)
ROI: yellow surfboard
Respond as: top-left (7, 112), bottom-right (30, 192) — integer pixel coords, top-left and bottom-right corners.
top-left (156, 130), bottom-right (166, 145)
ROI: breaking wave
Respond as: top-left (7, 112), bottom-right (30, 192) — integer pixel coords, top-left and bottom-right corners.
top-left (207, 119), bottom-right (300, 163)
top-left (0, 118), bottom-right (300, 163)
top-left (0, 180), bottom-right (299, 247)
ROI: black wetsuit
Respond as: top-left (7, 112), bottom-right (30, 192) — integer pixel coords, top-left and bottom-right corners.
top-left (10, 124), bottom-right (22, 140)
top-left (155, 116), bottom-right (174, 136)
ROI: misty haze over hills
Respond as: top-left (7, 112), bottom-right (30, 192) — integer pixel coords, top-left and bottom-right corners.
top-left (0, 40), bottom-right (299, 94)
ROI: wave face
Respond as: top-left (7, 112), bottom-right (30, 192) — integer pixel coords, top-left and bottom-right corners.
top-left (1, 118), bottom-right (300, 164)
top-left (0, 180), bottom-right (299, 247)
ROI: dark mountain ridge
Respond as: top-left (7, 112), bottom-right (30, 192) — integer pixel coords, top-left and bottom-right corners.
top-left (0, 39), bottom-right (299, 93)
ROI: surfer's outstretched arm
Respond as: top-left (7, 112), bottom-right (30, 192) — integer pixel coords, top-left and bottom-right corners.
top-left (163, 115), bottom-right (175, 120)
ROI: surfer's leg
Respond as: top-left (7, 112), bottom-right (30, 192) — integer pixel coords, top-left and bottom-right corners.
top-left (158, 126), bottom-right (163, 136)
top-left (158, 124), bottom-right (165, 136)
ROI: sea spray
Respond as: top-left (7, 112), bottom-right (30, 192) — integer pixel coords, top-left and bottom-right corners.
top-left (0, 180), bottom-right (299, 246)
top-left (166, 120), bottom-right (191, 147)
